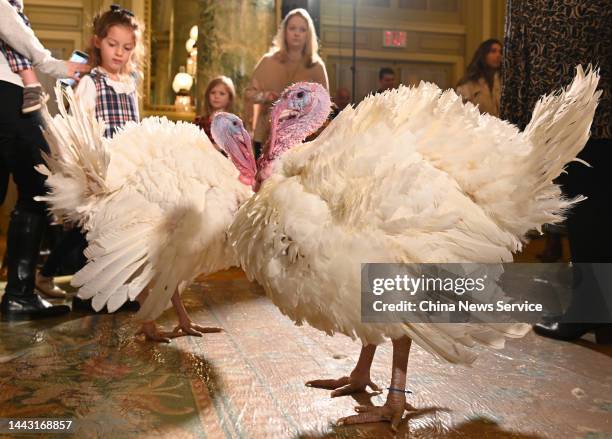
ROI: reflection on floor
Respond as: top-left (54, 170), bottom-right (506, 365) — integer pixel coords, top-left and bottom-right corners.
top-left (0, 268), bottom-right (610, 438)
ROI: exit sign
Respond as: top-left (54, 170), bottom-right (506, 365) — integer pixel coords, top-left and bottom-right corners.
top-left (383, 30), bottom-right (407, 48)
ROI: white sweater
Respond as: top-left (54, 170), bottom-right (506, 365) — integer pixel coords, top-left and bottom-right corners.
top-left (0, 0), bottom-right (68, 87)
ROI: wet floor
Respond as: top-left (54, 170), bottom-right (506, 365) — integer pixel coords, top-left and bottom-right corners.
top-left (0, 268), bottom-right (611, 438)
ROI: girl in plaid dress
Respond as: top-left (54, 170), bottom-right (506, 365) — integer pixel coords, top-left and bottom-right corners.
top-left (75, 5), bottom-right (144, 138)
top-left (34, 5), bottom-right (144, 302)
top-left (0, 0), bottom-right (51, 113)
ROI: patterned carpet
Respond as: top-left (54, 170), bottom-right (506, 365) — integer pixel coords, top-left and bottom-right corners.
top-left (0, 268), bottom-right (610, 438)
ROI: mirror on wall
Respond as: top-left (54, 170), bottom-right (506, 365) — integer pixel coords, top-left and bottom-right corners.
top-left (147, 0), bottom-right (199, 108)
top-left (143, 0), bottom-right (278, 119)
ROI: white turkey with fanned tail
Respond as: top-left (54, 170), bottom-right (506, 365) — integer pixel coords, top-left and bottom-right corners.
top-left (229, 67), bottom-right (600, 428)
top-left (38, 86), bottom-right (256, 342)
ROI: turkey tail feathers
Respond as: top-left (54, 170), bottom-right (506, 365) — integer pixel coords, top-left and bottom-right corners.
top-left (36, 84), bottom-right (110, 225)
top-left (518, 65), bottom-right (600, 229)
top-left (523, 65), bottom-right (600, 190)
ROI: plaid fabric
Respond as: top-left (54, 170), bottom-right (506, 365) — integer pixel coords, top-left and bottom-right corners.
top-left (90, 69), bottom-right (139, 138)
top-left (0, 0), bottom-right (33, 72)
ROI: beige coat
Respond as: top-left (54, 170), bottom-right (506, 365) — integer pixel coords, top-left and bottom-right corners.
top-left (456, 73), bottom-right (501, 117)
top-left (245, 52), bottom-right (329, 143)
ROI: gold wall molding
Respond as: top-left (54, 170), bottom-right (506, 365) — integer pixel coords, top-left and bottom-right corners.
top-left (321, 2), bottom-right (464, 26)
top-left (418, 34), bottom-right (463, 52)
top-left (322, 26), bottom-right (464, 55)
top-left (320, 18), bottom-right (466, 36)
top-left (322, 28), bottom-right (370, 47)
top-left (324, 48), bottom-right (463, 69)
top-left (35, 30), bottom-right (82, 49)
top-left (26, 6), bottom-right (83, 32)
top-left (324, 47), bottom-right (464, 82)
top-left (25, 0), bottom-right (83, 7)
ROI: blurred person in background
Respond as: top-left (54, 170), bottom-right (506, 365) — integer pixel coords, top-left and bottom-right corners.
top-left (456, 38), bottom-right (502, 117)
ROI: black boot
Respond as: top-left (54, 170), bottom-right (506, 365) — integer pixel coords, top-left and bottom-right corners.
top-left (533, 322), bottom-right (612, 344)
top-left (0, 209), bottom-right (70, 321)
top-left (536, 232), bottom-right (563, 262)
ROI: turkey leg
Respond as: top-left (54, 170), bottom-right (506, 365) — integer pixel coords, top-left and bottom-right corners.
top-left (171, 289), bottom-right (223, 336)
top-left (135, 287), bottom-right (182, 343)
top-left (306, 344), bottom-right (381, 397)
top-left (337, 336), bottom-right (413, 431)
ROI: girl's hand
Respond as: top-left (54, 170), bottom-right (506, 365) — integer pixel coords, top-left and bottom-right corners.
top-left (65, 61), bottom-right (91, 82)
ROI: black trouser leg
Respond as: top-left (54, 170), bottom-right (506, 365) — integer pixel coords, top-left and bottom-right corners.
top-left (5, 208), bottom-right (46, 298)
top-left (41, 227), bottom-right (87, 277)
top-left (0, 81), bottom-right (47, 298)
top-left (534, 138), bottom-right (612, 341)
top-left (0, 157), bottom-right (8, 205)
top-left (0, 80), bottom-right (69, 320)
top-left (564, 138), bottom-right (612, 321)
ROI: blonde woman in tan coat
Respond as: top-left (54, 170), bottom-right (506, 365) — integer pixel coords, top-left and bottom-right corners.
top-left (245, 8), bottom-right (329, 158)
top-left (456, 39), bottom-right (502, 117)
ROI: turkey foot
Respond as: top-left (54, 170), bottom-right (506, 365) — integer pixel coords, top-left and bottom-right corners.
top-left (337, 337), bottom-right (412, 432)
top-left (172, 289), bottom-right (223, 337)
top-left (137, 321), bottom-right (182, 343)
top-left (338, 402), bottom-right (415, 430)
top-left (306, 375), bottom-right (381, 397)
top-left (306, 344), bottom-right (380, 397)
top-left (173, 318), bottom-right (223, 337)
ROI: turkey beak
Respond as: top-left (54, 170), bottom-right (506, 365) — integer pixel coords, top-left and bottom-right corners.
top-left (278, 108), bottom-right (299, 122)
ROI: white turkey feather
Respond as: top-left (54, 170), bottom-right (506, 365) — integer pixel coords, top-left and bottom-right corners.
top-left (39, 88), bottom-right (253, 321)
top-left (229, 67), bottom-right (599, 364)
top-left (36, 85), bottom-right (110, 225)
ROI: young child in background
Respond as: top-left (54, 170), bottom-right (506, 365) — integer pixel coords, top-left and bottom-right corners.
top-left (75, 4), bottom-right (143, 138)
top-left (0, 0), bottom-right (54, 113)
top-left (195, 75), bottom-right (236, 149)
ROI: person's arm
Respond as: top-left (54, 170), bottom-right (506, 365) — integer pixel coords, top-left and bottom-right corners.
top-left (0, 1), bottom-right (67, 78)
top-left (314, 60), bottom-right (330, 91)
top-left (244, 56), bottom-right (278, 104)
top-left (456, 82), bottom-right (475, 104)
top-left (244, 55), bottom-right (276, 133)
top-left (74, 76), bottom-right (97, 114)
